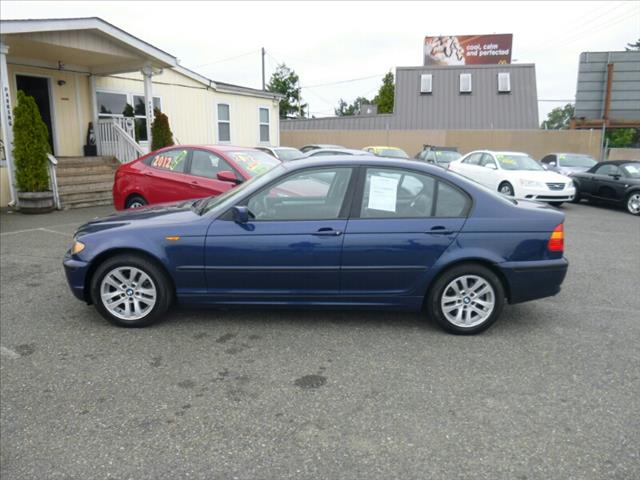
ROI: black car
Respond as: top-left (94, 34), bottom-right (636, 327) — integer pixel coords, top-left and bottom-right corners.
top-left (571, 160), bottom-right (640, 216)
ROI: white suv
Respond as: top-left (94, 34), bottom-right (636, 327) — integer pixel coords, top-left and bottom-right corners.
top-left (448, 150), bottom-right (576, 206)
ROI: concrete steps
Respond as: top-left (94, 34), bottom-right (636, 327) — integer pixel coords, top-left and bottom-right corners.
top-left (55, 156), bottom-right (119, 209)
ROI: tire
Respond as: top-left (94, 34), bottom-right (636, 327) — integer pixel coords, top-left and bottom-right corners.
top-left (498, 182), bottom-right (514, 197)
top-left (570, 193), bottom-right (581, 204)
top-left (426, 263), bottom-right (505, 335)
top-left (550, 202), bottom-right (564, 208)
top-left (90, 254), bottom-right (172, 327)
top-left (125, 195), bottom-right (147, 209)
top-left (625, 191), bottom-right (640, 216)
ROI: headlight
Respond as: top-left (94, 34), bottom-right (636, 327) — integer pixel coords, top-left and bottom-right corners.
top-left (519, 179), bottom-right (543, 188)
top-left (71, 239), bottom-right (85, 254)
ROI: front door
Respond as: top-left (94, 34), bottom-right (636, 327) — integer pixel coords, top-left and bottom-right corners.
top-left (204, 166), bottom-right (355, 298)
top-left (341, 167), bottom-right (470, 297)
top-left (16, 75), bottom-right (55, 154)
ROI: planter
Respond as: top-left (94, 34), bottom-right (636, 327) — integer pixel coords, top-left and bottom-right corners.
top-left (17, 191), bottom-right (55, 214)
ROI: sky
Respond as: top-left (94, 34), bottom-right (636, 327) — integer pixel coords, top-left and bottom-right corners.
top-left (2, 1), bottom-right (639, 122)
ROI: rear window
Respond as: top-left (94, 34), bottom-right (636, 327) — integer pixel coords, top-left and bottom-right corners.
top-left (226, 150), bottom-right (280, 178)
top-left (149, 149), bottom-right (188, 172)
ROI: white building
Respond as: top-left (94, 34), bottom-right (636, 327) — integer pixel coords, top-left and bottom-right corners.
top-left (0, 17), bottom-right (281, 208)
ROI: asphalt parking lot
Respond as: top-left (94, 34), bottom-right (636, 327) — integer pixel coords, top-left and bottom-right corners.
top-left (1, 202), bottom-right (638, 480)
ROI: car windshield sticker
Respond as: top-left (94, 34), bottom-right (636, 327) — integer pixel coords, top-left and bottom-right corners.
top-left (497, 155), bottom-right (516, 165)
top-left (559, 155), bottom-right (566, 160)
top-left (231, 153), bottom-right (271, 175)
top-left (368, 175), bottom-right (398, 212)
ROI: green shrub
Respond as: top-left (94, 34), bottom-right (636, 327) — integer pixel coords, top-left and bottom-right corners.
top-left (13, 91), bottom-right (50, 192)
top-left (150, 108), bottom-right (174, 150)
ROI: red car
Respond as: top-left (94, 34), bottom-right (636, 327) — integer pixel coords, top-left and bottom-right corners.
top-left (113, 145), bottom-right (281, 210)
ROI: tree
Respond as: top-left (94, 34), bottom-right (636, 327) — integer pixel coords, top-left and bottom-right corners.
top-left (335, 96), bottom-right (371, 116)
top-left (541, 103), bottom-right (574, 129)
top-left (373, 72), bottom-right (395, 114)
top-left (267, 64), bottom-right (308, 118)
top-left (625, 39), bottom-right (640, 51)
top-left (150, 108), bottom-right (174, 150)
top-left (605, 128), bottom-right (639, 148)
top-left (12, 91), bottom-right (50, 192)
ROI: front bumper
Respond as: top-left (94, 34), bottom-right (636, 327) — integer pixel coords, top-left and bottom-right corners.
top-left (63, 251), bottom-right (91, 302)
top-left (517, 185), bottom-right (576, 202)
top-left (498, 257), bottom-right (569, 304)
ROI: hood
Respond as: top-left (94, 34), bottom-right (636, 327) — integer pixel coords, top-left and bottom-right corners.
top-left (75, 200), bottom-right (205, 237)
top-left (557, 166), bottom-right (591, 175)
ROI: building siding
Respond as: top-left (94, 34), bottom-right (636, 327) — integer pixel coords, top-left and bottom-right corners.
top-left (283, 64), bottom-right (539, 132)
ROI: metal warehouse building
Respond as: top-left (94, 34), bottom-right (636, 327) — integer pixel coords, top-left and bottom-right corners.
top-left (282, 63), bottom-right (539, 132)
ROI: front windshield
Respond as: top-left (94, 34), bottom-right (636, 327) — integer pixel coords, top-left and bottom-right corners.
top-left (559, 154), bottom-right (597, 168)
top-left (227, 150), bottom-right (281, 177)
top-left (199, 165), bottom-right (285, 214)
top-left (276, 149), bottom-right (302, 161)
top-left (378, 148), bottom-right (409, 159)
top-left (621, 163), bottom-right (640, 178)
top-left (434, 151), bottom-right (461, 164)
top-left (496, 154), bottom-right (543, 171)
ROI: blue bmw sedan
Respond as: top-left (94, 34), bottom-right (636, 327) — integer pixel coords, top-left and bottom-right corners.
top-left (63, 157), bottom-right (568, 334)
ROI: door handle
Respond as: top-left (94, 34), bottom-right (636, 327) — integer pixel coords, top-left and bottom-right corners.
top-left (427, 226), bottom-right (454, 235)
top-left (144, 171), bottom-right (153, 176)
top-left (313, 228), bottom-right (342, 236)
top-left (190, 181), bottom-right (199, 188)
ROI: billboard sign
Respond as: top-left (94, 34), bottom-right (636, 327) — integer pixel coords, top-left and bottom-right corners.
top-left (424, 34), bottom-right (513, 66)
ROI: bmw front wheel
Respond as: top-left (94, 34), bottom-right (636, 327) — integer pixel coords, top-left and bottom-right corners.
top-left (90, 254), bottom-right (172, 327)
top-left (427, 264), bottom-right (505, 334)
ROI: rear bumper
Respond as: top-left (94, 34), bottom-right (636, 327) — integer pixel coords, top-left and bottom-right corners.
top-left (498, 258), bottom-right (569, 304)
top-left (63, 252), bottom-right (90, 302)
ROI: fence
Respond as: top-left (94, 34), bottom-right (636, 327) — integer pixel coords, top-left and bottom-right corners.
top-left (281, 129), bottom-right (603, 160)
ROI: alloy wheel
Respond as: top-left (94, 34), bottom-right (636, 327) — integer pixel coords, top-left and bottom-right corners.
top-left (440, 275), bottom-right (496, 328)
top-left (100, 266), bottom-right (157, 321)
top-left (627, 193), bottom-right (640, 215)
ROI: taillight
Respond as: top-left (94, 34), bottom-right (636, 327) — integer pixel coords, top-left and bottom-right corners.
top-left (547, 223), bottom-right (564, 252)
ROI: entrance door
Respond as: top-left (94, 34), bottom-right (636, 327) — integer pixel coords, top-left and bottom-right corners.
top-left (16, 75), bottom-right (55, 154)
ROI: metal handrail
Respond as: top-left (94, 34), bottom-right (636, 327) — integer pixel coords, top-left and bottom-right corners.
top-left (46, 153), bottom-right (61, 210)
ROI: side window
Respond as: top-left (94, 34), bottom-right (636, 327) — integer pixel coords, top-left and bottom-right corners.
top-left (361, 168), bottom-right (436, 218)
top-left (259, 107), bottom-right (270, 143)
top-left (190, 150), bottom-right (236, 179)
top-left (595, 164), bottom-right (620, 176)
top-left (149, 149), bottom-right (188, 173)
top-left (246, 168), bottom-right (353, 221)
top-left (541, 155), bottom-right (555, 164)
top-left (480, 154), bottom-right (497, 168)
top-left (217, 104), bottom-right (231, 142)
top-left (435, 182), bottom-right (469, 217)
top-left (464, 153), bottom-right (483, 165)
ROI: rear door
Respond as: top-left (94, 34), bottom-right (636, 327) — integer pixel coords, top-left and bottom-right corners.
top-left (204, 166), bottom-right (355, 297)
top-left (475, 153), bottom-right (500, 189)
top-left (341, 167), bottom-right (470, 297)
top-left (187, 148), bottom-right (240, 198)
top-left (144, 148), bottom-right (193, 203)
top-left (589, 164), bottom-right (624, 200)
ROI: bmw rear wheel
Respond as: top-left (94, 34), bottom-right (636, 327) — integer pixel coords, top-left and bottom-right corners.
top-left (498, 182), bottom-right (514, 197)
top-left (91, 254), bottom-right (172, 327)
top-left (427, 264), bottom-right (505, 334)
top-left (626, 192), bottom-right (640, 216)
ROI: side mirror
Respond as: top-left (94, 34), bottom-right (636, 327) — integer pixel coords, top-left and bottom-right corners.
top-left (486, 163), bottom-right (497, 170)
top-left (217, 170), bottom-right (240, 184)
top-left (609, 174), bottom-right (621, 180)
top-left (549, 161), bottom-right (557, 167)
top-left (232, 205), bottom-right (249, 223)
top-left (542, 164), bottom-right (549, 170)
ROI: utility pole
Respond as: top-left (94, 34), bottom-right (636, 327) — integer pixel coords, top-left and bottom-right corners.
top-left (261, 47), bottom-right (265, 90)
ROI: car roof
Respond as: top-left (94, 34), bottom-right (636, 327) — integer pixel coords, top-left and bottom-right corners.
top-left (365, 146), bottom-right (403, 150)
top-left (303, 148), bottom-right (371, 156)
top-left (282, 155), bottom-right (441, 172)
top-left (303, 143), bottom-right (344, 148)
top-left (274, 146), bottom-right (301, 151)
top-left (596, 160), bottom-right (640, 165)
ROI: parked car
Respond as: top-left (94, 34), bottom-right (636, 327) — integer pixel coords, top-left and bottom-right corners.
top-left (300, 144), bottom-right (344, 153)
top-left (255, 146), bottom-right (303, 162)
top-left (363, 146), bottom-right (410, 159)
top-left (112, 145), bottom-right (280, 210)
top-left (571, 160), bottom-right (640, 215)
top-left (540, 153), bottom-right (598, 175)
top-left (299, 148), bottom-right (375, 158)
top-left (65, 156), bottom-right (568, 335)
top-left (415, 145), bottom-right (461, 166)
top-left (448, 150), bottom-right (575, 206)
